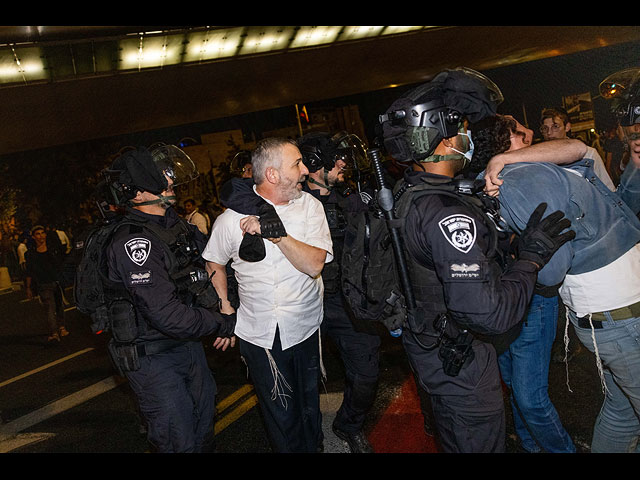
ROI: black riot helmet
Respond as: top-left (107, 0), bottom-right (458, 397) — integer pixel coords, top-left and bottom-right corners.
top-left (379, 67), bottom-right (503, 162)
top-left (298, 132), bottom-right (340, 173)
top-left (104, 144), bottom-right (198, 206)
top-left (298, 131), bottom-right (370, 173)
top-left (599, 67), bottom-right (640, 127)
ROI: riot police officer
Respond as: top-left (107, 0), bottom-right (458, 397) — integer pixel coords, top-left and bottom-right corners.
top-left (298, 131), bottom-right (381, 453)
top-left (377, 67), bottom-right (575, 452)
top-left (102, 145), bottom-right (235, 453)
top-left (600, 67), bottom-right (640, 175)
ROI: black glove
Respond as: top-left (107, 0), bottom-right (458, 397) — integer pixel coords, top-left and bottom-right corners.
top-left (215, 312), bottom-right (236, 338)
top-left (258, 203), bottom-right (287, 239)
top-left (517, 202), bottom-right (576, 270)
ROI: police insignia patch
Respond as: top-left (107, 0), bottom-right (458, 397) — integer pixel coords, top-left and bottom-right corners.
top-left (124, 238), bottom-right (151, 266)
top-left (128, 270), bottom-right (153, 285)
top-left (438, 214), bottom-right (476, 253)
top-left (450, 263), bottom-right (481, 279)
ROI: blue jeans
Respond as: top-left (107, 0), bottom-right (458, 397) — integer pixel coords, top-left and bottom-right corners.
top-left (569, 309), bottom-right (640, 453)
top-left (498, 294), bottom-right (576, 453)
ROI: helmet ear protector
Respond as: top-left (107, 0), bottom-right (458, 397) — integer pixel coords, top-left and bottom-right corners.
top-left (298, 132), bottom-right (340, 173)
top-left (379, 95), bottom-right (463, 162)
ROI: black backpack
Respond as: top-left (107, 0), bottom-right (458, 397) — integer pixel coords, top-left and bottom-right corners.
top-left (74, 215), bottom-right (218, 338)
top-left (74, 218), bottom-right (137, 335)
top-left (341, 177), bottom-right (500, 335)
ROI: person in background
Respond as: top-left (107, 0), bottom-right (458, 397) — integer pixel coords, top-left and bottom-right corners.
top-left (183, 198), bottom-right (209, 235)
top-left (25, 225), bottom-right (69, 343)
top-left (540, 107), bottom-right (614, 190)
top-left (603, 126), bottom-right (626, 186)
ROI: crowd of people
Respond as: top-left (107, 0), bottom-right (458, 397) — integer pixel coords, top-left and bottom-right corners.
top-left (7, 66), bottom-right (640, 454)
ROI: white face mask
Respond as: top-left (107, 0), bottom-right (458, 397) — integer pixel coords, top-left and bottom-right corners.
top-left (450, 130), bottom-right (475, 162)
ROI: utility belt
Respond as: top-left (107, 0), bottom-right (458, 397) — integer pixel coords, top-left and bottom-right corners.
top-left (409, 311), bottom-right (475, 378)
top-left (107, 338), bottom-right (189, 375)
top-left (576, 300), bottom-right (640, 328)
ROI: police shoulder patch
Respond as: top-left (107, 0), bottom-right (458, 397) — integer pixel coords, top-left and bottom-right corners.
top-left (124, 237), bottom-right (151, 266)
top-left (438, 214), bottom-right (476, 253)
top-left (449, 262), bottom-right (482, 279)
top-left (127, 270), bottom-right (153, 286)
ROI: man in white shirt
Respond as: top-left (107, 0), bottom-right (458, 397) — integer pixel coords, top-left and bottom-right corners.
top-left (203, 137), bottom-right (333, 453)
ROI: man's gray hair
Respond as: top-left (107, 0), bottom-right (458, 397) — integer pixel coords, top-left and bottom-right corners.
top-left (251, 137), bottom-right (297, 184)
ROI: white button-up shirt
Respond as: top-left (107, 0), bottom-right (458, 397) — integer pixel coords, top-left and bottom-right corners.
top-left (202, 189), bottom-right (333, 350)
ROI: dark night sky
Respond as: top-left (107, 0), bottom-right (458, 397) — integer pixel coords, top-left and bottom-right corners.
top-left (484, 39), bottom-right (640, 132)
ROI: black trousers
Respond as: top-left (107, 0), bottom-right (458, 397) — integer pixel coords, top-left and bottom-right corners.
top-left (322, 292), bottom-right (381, 433)
top-left (126, 341), bottom-right (217, 453)
top-left (239, 327), bottom-right (322, 453)
top-left (402, 330), bottom-right (506, 453)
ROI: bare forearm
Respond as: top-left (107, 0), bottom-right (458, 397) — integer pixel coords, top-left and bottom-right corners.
top-left (206, 261), bottom-right (235, 314)
top-left (497, 138), bottom-right (587, 166)
top-left (484, 139), bottom-right (589, 195)
top-left (274, 235), bottom-right (327, 277)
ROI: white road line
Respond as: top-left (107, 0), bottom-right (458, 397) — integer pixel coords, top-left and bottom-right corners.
top-left (0, 380), bottom-right (348, 452)
top-left (0, 375), bottom-right (125, 441)
top-left (0, 348), bottom-right (94, 389)
top-left (0, 433), bottom-right (56, 453)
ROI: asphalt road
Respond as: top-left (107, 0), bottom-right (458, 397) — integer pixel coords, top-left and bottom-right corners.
top-left (0, 281), bottom-right (605, 455)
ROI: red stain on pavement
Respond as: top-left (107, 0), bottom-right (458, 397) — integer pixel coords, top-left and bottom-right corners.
top-left (368, 377), bottom-right (440, 453)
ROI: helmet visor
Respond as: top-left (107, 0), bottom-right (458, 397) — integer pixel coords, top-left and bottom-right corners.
top-left (599, 68), bottom-right (640, 99)
top-left (150, 144), bottom-right (199, 187)
top-left (335, 134), bottom-right (370, 172)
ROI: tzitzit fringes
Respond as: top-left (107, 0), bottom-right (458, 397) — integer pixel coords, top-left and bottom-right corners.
top-left (241, 355), bottom-right (250, 380)
top-left (563, 309), bottom-right (573, 393)
top-left (319, 332), bottom-right (328, 394)
top-left (265, 349), bottom-right (293, 409)
top-left (587, 314), bottom-right (610, 396)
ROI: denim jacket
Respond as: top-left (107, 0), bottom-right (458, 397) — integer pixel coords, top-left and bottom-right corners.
top-left (481, 157), bottom-right (640, 286)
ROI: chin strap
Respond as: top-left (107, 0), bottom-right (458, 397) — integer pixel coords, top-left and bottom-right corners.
top-left (421, 152), bottom-right (469, 169)
top-left (307, 169), bottom-right (332, 191)
top-left (130, 194), bottom-right (176, 207)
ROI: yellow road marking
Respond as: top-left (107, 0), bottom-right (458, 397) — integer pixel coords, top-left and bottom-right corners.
top-left (216, 383), bottom-right (253, 411)
top-left (215, 394), bottom-right (259, 434)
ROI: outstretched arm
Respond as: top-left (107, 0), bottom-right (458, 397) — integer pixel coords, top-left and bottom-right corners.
top-left (484, 139), bottom-right (588, 195)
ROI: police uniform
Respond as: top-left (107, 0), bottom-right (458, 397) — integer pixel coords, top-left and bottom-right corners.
top-left (304, 184), bottom-right (382, 439)
top-left (400, 169), bottom-right (538, 453)
top-left (106, 206), bottom-right (222, 453)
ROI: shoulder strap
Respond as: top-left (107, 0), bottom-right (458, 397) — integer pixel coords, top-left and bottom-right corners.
top-left (393, 179), bottom-right (500, 259)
